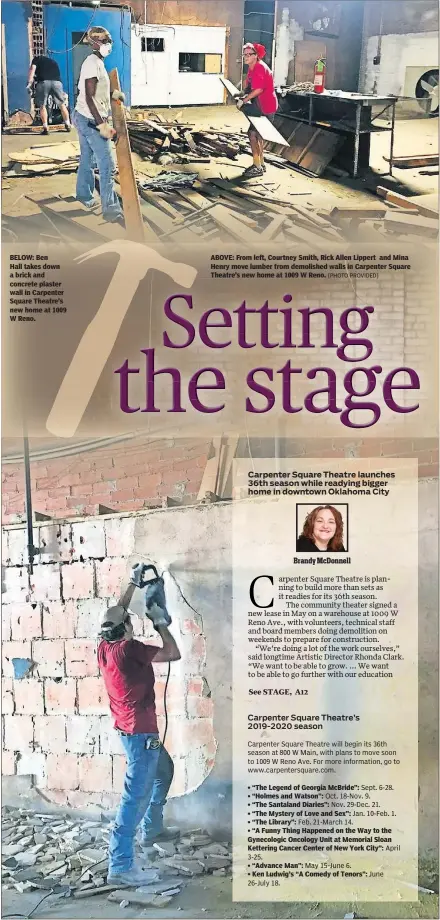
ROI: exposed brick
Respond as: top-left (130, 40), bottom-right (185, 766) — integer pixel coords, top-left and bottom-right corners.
top-left (187, 696), bottom-right (214, 719)
top-left (66, 716), bottom-right (100, 754)
top-left (38, 523), bottom-right (73, 563)
top-left (181, 618), bottom-right (202, 636)
top-left (91, 480), bottom-right (116, 495)
top-left (5, 528), bottom-right (27, 565)
top-left (65, 641), bottom-right (98, 678)
top-left (112, 754), bottom-right (127, 793)
top-left (62, 562), bottom-right (95, 600)
top-left (3, 715), bottom-right (34, 752)
top-left (78, 754), bottom-right (112, 792)
top-left (42, 601), bottom-right (76, 640)
top-left (2, 641), bottom-right (32, 678)
top-left (3, 567), bottom-right (30, 604)
top-left (46, 753), bottom-right (79, 790)
top-left (30, 564), bottom-right (61, 602)
top-left (2, 750), bottom-right (15, 775)
top-left (99, 717), bottom-right (122, 755)
top-left (32, 640), bottom-right (65, 679)
top-left (45, 678), bottom-right (77, 714)
top-left (187, 677), bottom-right (204, 695)
top-left (14, 680), bottom-right (44, 715)
top-left (34, 715), bottom-right (67, 753)
top-left (77, 677), bottom-right (108, 714)
top-left (10, 603), bottom-right (42, 641)
top-left (16, 751), bottom-right (47, 787)
top-left (95, 558), bottom-right (128, 597)
top-left (136, 473), bottom-right (162, 496)
top-left (74, 598), bottom-right (109, 639)
top-left (2, 678), bottom-right (15, 714)
top-left (72, 521), bottom-right (106, 561)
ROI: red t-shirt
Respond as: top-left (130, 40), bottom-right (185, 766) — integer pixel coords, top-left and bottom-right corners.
top-left (246, 60), bottom-right (278, 115)
top-left (97, 639), bottom-right (159, 734)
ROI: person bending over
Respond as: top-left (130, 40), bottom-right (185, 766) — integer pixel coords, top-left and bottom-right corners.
top-left (98, 565), bottom-right (181, 887)
top-left (27, 55), bottom-right (71, 135)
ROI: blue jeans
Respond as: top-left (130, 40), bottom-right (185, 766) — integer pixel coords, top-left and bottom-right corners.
top-left (108, 733), bottom-right (174, 875)
top-left (72, 110), bottom-right (122, 220)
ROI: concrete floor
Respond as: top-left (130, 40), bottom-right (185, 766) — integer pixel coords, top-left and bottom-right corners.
top-left (2, 107), bottom-right (438, 226)
top-left (2, 875), bottom-right (439, 920)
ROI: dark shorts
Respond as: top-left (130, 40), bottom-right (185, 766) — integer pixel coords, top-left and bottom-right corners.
top-left (34, 79), bottom-right (66, 107)
top-left (243, 101), bottom-right (276, 132)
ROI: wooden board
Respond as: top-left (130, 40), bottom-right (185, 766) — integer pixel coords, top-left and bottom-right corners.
top-left (298, 129), bottom-right (341, 176)
top-left (219, 75), bottom-right (288, 146)
top-left (330, 205), bottom-right (388, 219)
top-left (25, 195), bottom-right (123, 242)
top-left (384, 211), bottom-right (438, 237)
top-left (109, 68), bottom-right (144, 243)
top-left (209, 204), bottom-right (261, 243)
top-left (385, 154), bottom-right (439, 168)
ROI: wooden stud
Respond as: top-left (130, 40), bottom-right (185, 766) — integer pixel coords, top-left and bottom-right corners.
top-left (109, 68), bottom-right (145, 243)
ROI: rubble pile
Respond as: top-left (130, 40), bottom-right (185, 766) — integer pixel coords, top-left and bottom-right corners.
top-left (1, 807), bottom-right (232, 908)
top-left (127, 112), bottom-right (250, 165)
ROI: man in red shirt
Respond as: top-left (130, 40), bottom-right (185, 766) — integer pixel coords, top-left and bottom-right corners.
top-left (238, 42), bottom-right (279, 179)
top-left (98, 568), bottom-right (181, 887)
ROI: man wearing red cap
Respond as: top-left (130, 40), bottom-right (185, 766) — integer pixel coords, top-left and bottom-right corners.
top-left (238, 43), bottom-right (278, 179)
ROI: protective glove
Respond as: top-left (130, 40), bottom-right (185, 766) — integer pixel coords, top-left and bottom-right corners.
top-left (130, 563), bottom-right (148, 587)
top-left (236, 98), bottom-right (244, 109)
top-left (97, 121), bottom-right (115, 140)
top-left (145, 577), bottom-right (172, 631)
top-left (112, 89), bottom-right (125, 103)
top-left (26, 84), bottom-right (33, 94)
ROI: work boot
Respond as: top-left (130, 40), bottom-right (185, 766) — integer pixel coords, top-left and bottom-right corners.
top-left (107, 865), bottom-right (159, 888)
top-left (241, 164), bottom-right (264, 180)
top-left (141, 826), bottom-right (180, 847)
top-left (42, 127), bottom-right (49, 135)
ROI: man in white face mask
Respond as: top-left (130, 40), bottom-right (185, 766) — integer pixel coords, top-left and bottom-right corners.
top-left (73, 26), bottom-right (123, 223)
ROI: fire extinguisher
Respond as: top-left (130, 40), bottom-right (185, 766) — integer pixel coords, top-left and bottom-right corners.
top-left (313, 57), bottom-right (326, 94)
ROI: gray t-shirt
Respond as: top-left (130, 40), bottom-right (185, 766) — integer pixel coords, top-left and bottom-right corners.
top-left (75, 53), bottom-right (110, 119)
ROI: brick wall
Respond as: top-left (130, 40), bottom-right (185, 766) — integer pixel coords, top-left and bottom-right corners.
top-left (1, 515), bottom-right (216, 810)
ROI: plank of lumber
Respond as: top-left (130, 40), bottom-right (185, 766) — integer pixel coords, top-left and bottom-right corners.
top-left (208, 204), bottom-right (262, 243)
top-left (109, 68), bottom-right (144, 243)
top-left (330, 205), bottom-right (388, 219)
top-left (219, 75), bottom-right (287, 146)
top-left (184, 130), bottom-right (199, 153)
top-left (385, 154), bottom-right (439, 168)
top-left (217, 436), bottom-right (239, 498)
top-left (25, 195), bottom-right (114, 242)
top-left (260, 214), bottom-right (286, 240)
top-left (384, 211), bottom-right (438, 237)
top-left (179, 188), bottom-right (259, 228)
top-left (409, 193), bottom-right (439, 219)
top-left (197, 437), bottom-right (223, 500)
top-left (375, 187), bottom-right (419, 210)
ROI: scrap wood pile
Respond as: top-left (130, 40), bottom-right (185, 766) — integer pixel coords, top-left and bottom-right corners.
top-left (2, 806), bottom-right (231, 909)
top-left (4, 141), bottom-right (80, 177)
top-left (127, 110), bottom-right (250, 165)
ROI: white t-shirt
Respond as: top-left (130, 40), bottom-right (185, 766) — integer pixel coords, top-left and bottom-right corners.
top-left (75, 53), bottom-right (110, 119)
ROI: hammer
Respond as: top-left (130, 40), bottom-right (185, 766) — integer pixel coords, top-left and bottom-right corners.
top-left (46, 240), bottom-right (197, 438)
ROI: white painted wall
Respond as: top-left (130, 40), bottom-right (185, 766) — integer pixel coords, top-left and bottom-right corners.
top-left (362, 31), bottom-right (438, 96)
top-left (131, 23), bottom-right (226, 107)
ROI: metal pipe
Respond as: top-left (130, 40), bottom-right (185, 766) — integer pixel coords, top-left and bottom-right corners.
top-left (23, 435), bottom-right (38, 573)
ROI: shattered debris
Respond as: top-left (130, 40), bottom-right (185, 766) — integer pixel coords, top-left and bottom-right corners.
top-left (5, 142), bottom-right (80, 177)
top-left (1, 805), bottom-right (232, 907)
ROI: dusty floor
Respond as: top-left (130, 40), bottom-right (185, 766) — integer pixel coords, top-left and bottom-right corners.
top-left (2, 106), bottom-right (438, 228)
top-left (2, 874), bottom-right (439, 920)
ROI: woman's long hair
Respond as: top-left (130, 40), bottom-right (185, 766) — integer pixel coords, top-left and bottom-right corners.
top-left (301, 505), bottom-right (344, 551)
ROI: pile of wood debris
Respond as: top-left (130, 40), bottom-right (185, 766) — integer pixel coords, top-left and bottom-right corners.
top-left (127, 110), bottom-right (249, 166)
top-left (4, 141), bottom-right (80, 177)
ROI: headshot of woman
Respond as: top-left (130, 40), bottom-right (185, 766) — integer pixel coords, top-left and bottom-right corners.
top-left (297, 505), bottom-right (346, 553)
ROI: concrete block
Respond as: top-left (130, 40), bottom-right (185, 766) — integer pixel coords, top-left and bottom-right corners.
top-left (2, 750), bottom-right (16, 775)
top-left (77, 677), bottom-right (108, 714)
top-left (2, 641), bottom-right (32, 678)
top-left (5, 528), bottom-right (27, 566)
top-left (72, 521), bottom-right (106, 560)
top-left (78, 754), bottom-right (112, 792)
top-left (3, 567), bottom-right (30, 604)
top-left (2, 678), bottom-right (15, 715)
top-left (42, 601), bottom-right (76, 639)
top-left (30, 564), bottom-right (61, 602)
top-left (62, 562), bottom-right (94, 600)
top-left (44, 678), bottom-right (76, 715)
top-left (32, 640), bottom-right (65, 679)
top-left (65, 716), bottom-right (101, 754)
top-left (14, 679), bottom-right (44, 715)
top-left (16, 752), bottom-right (47, 787)
top-left (3, 715), bottom-right (34, 751)
top-left (95, 558), bottom-right (128, 597)
top-left (74, 598), bottom-right (109, 639)
top-left (65, 640), bottom-right (98, 677)
top-left (37, 523), bottom-right (73, 563)
top-left (169, 756), bottom-right (186, 798)
top-left (99, 717), bottom-right (123, 755)
top-left (1, 605), bottom-right (12, 642)
top-left (185, 744), bottom-right (215, 795)
top-left (46, 753), bottom-right (79, 791)
top-left (105, 517), bottom-right (135, 556)
top-left (10, 603), bottom-right (42, 641)
top-left (34, 715), bottom-right (67, 753)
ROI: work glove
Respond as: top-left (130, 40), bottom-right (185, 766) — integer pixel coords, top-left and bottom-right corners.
top-left (145, 577), bottom-right (172, 631)
top-left (236, 99), bottom-right (244, 109)
top-left (112, 89), bottom-right (125, 103)
top-left (97, 121), bottom-right (115, 140)
top-left (130, 563), bottom-right (149, 587)
top-left (26, 84), bottom-right (33, 94)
